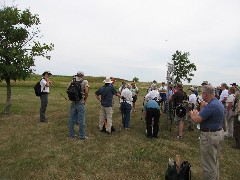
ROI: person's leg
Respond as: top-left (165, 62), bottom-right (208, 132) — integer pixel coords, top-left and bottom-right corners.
top-left (200, 130), bottom-right (224, 180)
top-left (178, 119), bottom-right (184, 137)
top-left (99, 105), bottom-right (105, 131)
top-left (146, 109), bottom-right (153, 138)
top-left (78, 103), bottom-right (86, 139)
top-left (40, 94), bottom-right (48, 121)
top-left (120, 102), bottom-right (126, 127)
top-left (105, 107), bottom-right (113, 133)
top-left (153, 109), bottom-right (160, 138)
top-left (228, 110), bottom-right (234, 137)
top-left (125, 103), bottom-right (132, 128)
top-left (68, 102), bottom-right (75, 138)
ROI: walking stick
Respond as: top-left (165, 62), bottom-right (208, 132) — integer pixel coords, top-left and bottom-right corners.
top-left (50, 82), bottom-right (68, 100)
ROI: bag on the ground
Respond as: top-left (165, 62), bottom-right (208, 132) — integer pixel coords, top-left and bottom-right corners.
top-left (175, 103), bottom-right (187, 118)
top-left (67, 80), bottom-right (83, 101)
top-left (34, 80), bottom-right (42, 96)
top-left (165, 160), bottom-right (191, 180)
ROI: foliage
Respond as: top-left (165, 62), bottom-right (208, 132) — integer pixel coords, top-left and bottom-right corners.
top-left (171, 50), bottom-right (197, 83)
top-left (0, 5), bottom-right (54, 113)
top-left (133, 77), bottom-right (139, 82)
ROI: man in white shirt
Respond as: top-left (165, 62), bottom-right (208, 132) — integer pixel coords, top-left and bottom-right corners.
top-left (219, 83), bottom-right (228, 106)
top-left (145, 84), bottom-right (161, 102)
top-left (159, 82), bottom-right (167, 112)
top-left (120, 84), bottom-right (133, 129)
top-left (40, 71), bottom-right (52, 122)
top-left (187, 87), bottom-right (197, 130)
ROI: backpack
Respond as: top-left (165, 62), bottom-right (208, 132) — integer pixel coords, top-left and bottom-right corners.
top-left (67, 80), bottom-right (83, 101)
top-left (165, 161), bottom-right (191, 180)
top-left (34, 80), bottom-right (42, 96)
top-left (175, 103), bottom-right (187, 118)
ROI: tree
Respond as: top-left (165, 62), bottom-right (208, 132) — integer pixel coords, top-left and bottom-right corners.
top-left (171, 50), bottom-right (197, 83)
top-left (0, 6), bottom-right (54, 113)
top-left (132, 77), bottom-right (139, 82)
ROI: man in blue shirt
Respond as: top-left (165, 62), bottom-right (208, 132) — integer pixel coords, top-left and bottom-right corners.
top-left (190, 85), bottom-right (224, 180)
top-left (144, 97), bottom-right (161, 138)
top-left (95, 77), bottom-right (121, 134)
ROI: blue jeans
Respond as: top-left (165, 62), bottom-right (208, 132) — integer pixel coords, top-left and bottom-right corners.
top-left (160, 93), bottom-right (167, 112)
top-left (121, 102), bottom-right (131, 128)
top-left (68, 102), bottom-right (86, 139)
top-left (40, 93), bottom-right (48, 121)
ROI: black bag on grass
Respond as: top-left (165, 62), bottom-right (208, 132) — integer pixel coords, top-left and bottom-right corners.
top-left (165, 161), bottom-right (191, 180)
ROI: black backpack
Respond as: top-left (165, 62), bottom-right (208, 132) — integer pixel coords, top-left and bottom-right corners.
top-left (67, 80), bottom-right (83, 101)
top-left (34, 80), bottom-right (42, 97)
top-left (165, 161), bottom-right (191, 180)
top-left (175, 104), bottom-right (187, 118)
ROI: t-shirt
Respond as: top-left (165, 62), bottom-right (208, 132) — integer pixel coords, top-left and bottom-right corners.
top-left (226, 94), bottom-right (235, 107)
top-left (131, 87), bottom-right (139, 96)
top-left (159, 86), bottom-right (167, 94)
top-left (120, 88), bottom-right (133, 105)
top-left (189, 93), bottom-right (197, 104)
top-left (144, 100), bottom-right (160, 110)
top-left (219, 89), bottom-right (228, 102)
top-left (171, 89), bottom-right (185, 107)
top-left (199, 98), bottom-right (224, 130)
top-left (40, 78), bottom-right (49, 93)
top-left (95, 85), bottom-right (117, 107)
top-left (145, 90), bottom-right (161, 101)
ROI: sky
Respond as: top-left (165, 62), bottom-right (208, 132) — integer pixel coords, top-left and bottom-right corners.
top-left (2, 0), bottom-right (240, 86)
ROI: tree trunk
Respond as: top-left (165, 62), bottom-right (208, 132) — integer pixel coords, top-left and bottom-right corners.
top-left (4, 78), bottom-right (11, 114)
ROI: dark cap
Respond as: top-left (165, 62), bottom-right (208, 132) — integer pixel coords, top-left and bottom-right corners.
top-left (42, 71), bottom-right (52, 76)
top-left (230, 83), bottom-right (237, 86)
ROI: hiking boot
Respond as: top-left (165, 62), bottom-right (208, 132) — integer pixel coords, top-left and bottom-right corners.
top-left (176, 135), bottom-right (183, 139)
top-left (79, 136), bottom-right (88, 141)
top-left (106, 131), bottom-right (111, 135)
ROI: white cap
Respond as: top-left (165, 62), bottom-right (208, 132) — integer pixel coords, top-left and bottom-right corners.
top-left (76, 71), bottom-right (84, 76)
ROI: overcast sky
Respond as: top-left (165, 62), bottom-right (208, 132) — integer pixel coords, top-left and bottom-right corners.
top-left (2, 0), bottom-right (240, 86)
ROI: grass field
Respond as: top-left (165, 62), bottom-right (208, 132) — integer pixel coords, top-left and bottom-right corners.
top-left (0, 76), bottom-right (239, 179)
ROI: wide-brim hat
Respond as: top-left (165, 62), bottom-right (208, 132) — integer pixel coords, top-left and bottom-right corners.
top-left (103, 77), bottom-right (113, 84)
top-left (230, 83), bottom-right (237, 86)
top-left (201, 81), bottom-right (208, 86)
top-left (76, 71), bottom-right (84, 76)
top-left (42, 71), bottom-right (52, 76)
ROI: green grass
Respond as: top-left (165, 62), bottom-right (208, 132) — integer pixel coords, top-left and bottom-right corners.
top-left (0, 77), bottom-right (239, 179)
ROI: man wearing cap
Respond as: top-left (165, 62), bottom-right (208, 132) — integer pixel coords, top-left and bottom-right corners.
top-left (159, 82), bottom-right (167, 113)
top-left (68, 71), bottom-right (89, 140)
top-left (95, 77), bottom-right (121, 134)
top-left (190, 85), bottom-right (224, 180)
top-left (40, 71), bottom-right (52, 122)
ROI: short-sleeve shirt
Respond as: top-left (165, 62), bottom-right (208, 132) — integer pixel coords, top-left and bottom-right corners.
top-left (40, 78), bottom-right (49, 93)
top-left (95, 85), bottom-right (117, 107)
top-left (171, 89), bottom-right (185, 107)
top-left (144, 100), bottom-right (160, 110)
top-left (189, 94), bottom-right (197, 104)
top-left (131, 87), bottom-right (139, 96)
top-left (145, 90), bottom-right (161, 101)
top-left (159, 86), bottom-right (167, 94)
top-left (226, 94), bottom-right (235, 106)
top-left (219, 89), bottom-right (228, 102)
top-left (199, 98), bottom-right (224, 130)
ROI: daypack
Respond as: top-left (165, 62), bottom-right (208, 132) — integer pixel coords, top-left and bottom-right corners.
top-left (67, 80), bottom-right (83, 101)
top-left (34, 80), bottom-right (42, 96)
top-left (175, 103), bottom-right (187, 118)
top-left (165, 161), bottom-right (191, 180)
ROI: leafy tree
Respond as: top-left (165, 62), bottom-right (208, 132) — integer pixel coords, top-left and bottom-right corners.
top-left (132, 77), bottom-right (139, 82)
top-left (171, 50), bottom-right (197, 83)
top-left (0, 6), bottom-right (54, 113)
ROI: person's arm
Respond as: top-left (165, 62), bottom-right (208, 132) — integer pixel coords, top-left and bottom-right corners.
top-left (189, 109), bottom-right (203, 123)
top-left (84, 86), bottom-right (89, 102)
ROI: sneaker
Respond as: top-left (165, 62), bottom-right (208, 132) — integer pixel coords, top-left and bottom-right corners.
top-left (106, 131), bottom-right (111, 135)
top-left (176, 135), bottom-right (183, 139)
top-left (79, 136), bottom-right (88, 141)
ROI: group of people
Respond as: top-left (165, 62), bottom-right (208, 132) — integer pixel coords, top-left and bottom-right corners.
top-left (38, 71), bottom-right (240, 180)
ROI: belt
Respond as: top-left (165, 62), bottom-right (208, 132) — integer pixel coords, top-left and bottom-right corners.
top-left (200, 128), bottom-right (222, 132)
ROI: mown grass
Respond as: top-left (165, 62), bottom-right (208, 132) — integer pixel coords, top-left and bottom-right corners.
top-left (0, 77), bottom-right (239, 179)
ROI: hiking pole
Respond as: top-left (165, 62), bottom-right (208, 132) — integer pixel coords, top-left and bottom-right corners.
top-left (50, 82), bottom-right (68, 100)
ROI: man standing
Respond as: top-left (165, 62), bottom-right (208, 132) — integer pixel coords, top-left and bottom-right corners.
top-left (95, 77), bottom-right (120, 134)
top-left (219, 83), bottom-right (228, 106)
top-left (131, 82), bottom-right (139, 112)
top-left (159, 82), bottom-right (167, 113)
top-left (190, 85), bottom-right (224, 180)
top-left (120, 84), bottom-right (133, 129)
top-left (67, 71), bottom-right (89, 141)
top-left (40, 71), bottom-right (52, 122)
top-left (170, 82), bottom-right (185, 139)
